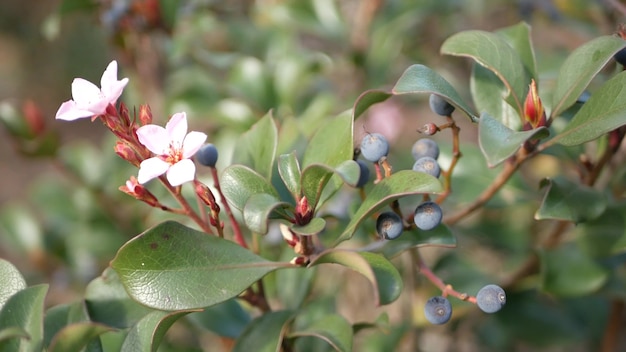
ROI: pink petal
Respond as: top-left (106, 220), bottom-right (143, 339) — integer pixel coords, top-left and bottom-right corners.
top-left (137, 124), bottom-right (170, 154)
top-left (182, 131), bottom-right (208, 158)
top-left (137, 157), bottom-right (170, 184)
top-left (71, 78), bottom-right (102, 106)
top-left (55, 100), bottom-right (95, 121)
top-left (165, 112), bottom-right (188, 145)
top-left (166, 159), bottom-right (196, 186)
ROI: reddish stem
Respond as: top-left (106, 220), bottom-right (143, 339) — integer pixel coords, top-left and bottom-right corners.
top-left (210, 167), bottom-right (247, 248)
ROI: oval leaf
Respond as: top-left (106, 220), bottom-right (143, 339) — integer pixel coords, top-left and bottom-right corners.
top-left (441, 30), bottom-right (529, 115)
top-left (471, 64), bottom-right (521, 130)
top-left (121, 310), bottom-right (197, 352)
top-left (553, 70), bottom-right (626, 146)
top-left (301, 160), bottom-right (360, 209)
top-left (575, 202), bottom-right (626, 258)
top-left (540, 243), bottom-right (608, 297)
top-left (551, 36), bottom-right (626, 117)
top-left (335, 170), bottom-right (442, 244)
top-left (220, 165), bottom-right (279, 212)
top-left (231, 111), bottom-right (278, 180)
top-left (535, 177), bottom-right (607, 223)
top-left (278, 152), bottom-right (302, 199)
top-left (49, 322), bottom-right (112, 352)
top-left (111, 221), bottom-right (289, 310)
top-left (309, 250), bottom-right (402, 306)
top-left (243, 193), bottom-right (291, 234)
top-left (478, 112), bottom-right (549, 167)
top-left (302, 110), bottom-right (353, 169)
top-left (187, 299), bottom-right (251, 338)
top-left (0, 259), bottom-right (27, 310)
top-left (290, 217), bottom-right (326, 236)
top-left (288, 313), bottom-right (353, 352)
top-left (0, 327), bottom-right (29, 343)
top-left (232, 310), bottom-right (294, 352)
top-left (497, 22), bottom-right (537, 79)
top-left (0, 284), bottom-right (48, 352)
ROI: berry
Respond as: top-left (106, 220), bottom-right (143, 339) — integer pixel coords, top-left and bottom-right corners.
top-left (412, 157), bottom-right (441, 178)
top-left (411, 138), bottom-right (439, 160)
top-left (355, 159), bottom-right (370, 187)
top-left (360, 133), bottom-right (389, 162)
top-left (429, 94), bottom-right (455, 116)
top-left (413, 201), bottom-right (442, 231)
top-left (196, 143), bottom-right (219, 167)
top-left (476, 284), bottom-right (506, 313)
top-left (376, 212), bottom-right (403, 240)
top-left (424, 296), bottom-right (452, 325)
top-left (615, 47), bottom-right (626, 66)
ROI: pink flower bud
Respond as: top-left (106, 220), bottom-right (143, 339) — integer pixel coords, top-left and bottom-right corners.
top-left (114, 141), bottom-right (140, 166)
top-left (119, 176), bottom-right (160, 207)
top-left (523, 79), bottom-right (546, 130)
top-left (139, 104), bottom-right (153, 126)
top-left (295, 196), bottom-right (313, 225)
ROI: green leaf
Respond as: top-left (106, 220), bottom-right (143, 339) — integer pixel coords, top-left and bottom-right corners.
top-left (187, 299), bottom-right (251, 338)
top-left (301, 160), bottom-right (360, 210)
top-left (243, 193), bottom-right (291, 234)
top-left (478, 112), bottom-right (549, 167)
top-left (553, 70), bottom-right (626, 146)
top-left (368, 225), bottom-right (457, 259)
top-left (85, 267), bottom-right (155, 329)
top-left (220, 165), bottom-right (279, 213)
top-left (48, 322), bottom-right (112, 352)
top-left (551, 36), bottom-right (626, 117)
top-left (232, 310), bottom-right (294, 352)
top-left (291, 217), bottom-right (326, 236)
top-left (288, 313), bottom-right (353, 352)
top-left (0, 284), bottom-right (48, 352)
top-left (540, 243), bottom-right (609, 297)
top-left (471, 64), bottom-right (521, 130)
top-left (121, 310), bottom-right (197, 352)
top-left (353, 90), bottom-right (392, 121)
top-left (335, 170), bottom-right (442, 244)
top-left (0, 259), bottom-right (27, 310)
top-left (276, 248), bottom-right (316, 310)
top-left (575, 202), bottom-right (626, 258)
top-left (309, 250), bottom-right (402, 305)
top-left (0, 327), bottom-right (29, 343)
top-left (441, 30), bottom-right (529, 116)
top-left (231, 112), bottom-right (278, 180)
top-left (278, 152), bottom-right (302, 199)
top-left (535, 177), bottom-right (607, 223)
top-left (111, 221), bottom-right (289, 310)
top-left (302, 110), bottom-right (353, 169)
top-left (497, 22), bottom-right (537, 79)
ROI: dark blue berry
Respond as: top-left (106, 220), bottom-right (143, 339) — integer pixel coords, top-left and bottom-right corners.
top-left (429, 94), bottom-right (455, 116)
top-left (376, 212), bottom-right (403, 240)
top-left (355, 160), bottom-right (370, 188)
top-left (414, 201), bottom-right (442, 231)
top-left (196, 143), bottom-right (219, 167)
top-left (360, 133), bottom-right (389, 162)
top-left (411, 138), bottom-right (439, 160)
top-left (412, 157), bottom-right (441, 178)
top-left (615, 47), bottom-right (626, 66)
top-left (476, 284), bottom-right (506, 313)
top-left (424, 296), bottom-right (452, 325)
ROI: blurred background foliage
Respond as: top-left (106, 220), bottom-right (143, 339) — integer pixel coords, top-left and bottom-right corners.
top-left (1, 0), bottom-right (626, 351)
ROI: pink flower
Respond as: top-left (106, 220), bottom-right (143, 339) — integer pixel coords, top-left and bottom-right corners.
top-left (55, 60), bottom-right (129, 121)
top-left (136, 112), bottom-right (207, 186)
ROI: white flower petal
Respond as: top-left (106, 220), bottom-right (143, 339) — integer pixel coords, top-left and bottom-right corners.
top-left (71, 78), bottom-right (102, 107)
top-left (137, 157), bottom-right (170, 184)
top-left (166, 159), bottom-right (196, 186)
top-left (182, 131), bottom-right (208, 158)
top-left (101, 61), bottom-right (119, 88)
top-left (55, 100), bottom-right (94, 121)
top-left (166, 112), bottom-right (188, 145)
top-left (105, 78), bottom-right (129, 103)
top-left (137, 125), bottom-right (170, 154)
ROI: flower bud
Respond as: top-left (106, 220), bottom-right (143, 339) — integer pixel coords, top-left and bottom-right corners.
top-left (418, 123), bottom-right (439, 136)
top-left (119, 176), bottom-right (160, 207)
top-left (22, 100), bottom-right (45, 137)
top-left (139, 104), bottom-right (153, 125)
top-left (523, 79), bottom-right (546, 130)
top-left (295, 196), bottom-right (313, 225)
top-left (114, 141), bottom-right (140, 166)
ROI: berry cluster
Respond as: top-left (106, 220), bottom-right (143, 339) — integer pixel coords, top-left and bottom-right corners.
top-left (424, 284), bottom-right (506, 325)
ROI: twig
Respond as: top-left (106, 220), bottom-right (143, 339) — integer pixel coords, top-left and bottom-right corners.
top-left (211, 167), bottom-right (247, 248)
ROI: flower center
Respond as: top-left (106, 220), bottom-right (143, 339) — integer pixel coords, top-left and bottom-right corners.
top-left (162, 142), bottom-right (184, 165)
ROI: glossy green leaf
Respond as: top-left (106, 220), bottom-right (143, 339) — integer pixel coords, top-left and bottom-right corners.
top-left (291, 217), bottom-right (326, 236)
top-left (309, 250), bottom-right (402, 305)
top-left (302, 110), bottom-right (353, 169)
top-left (121, 310), bottom-right (197, 352)
top-left (366, 225), bottom-right (457, 259)
top-left (478, 112), bottom-right (548, 167)
top-left (353, 90), bottom-right (392, 121)
top-left (301, 160), bottom-right (360, 209)
top-left (276, 248), bottom-right (316, 310)
top-left (335, 170), bottom-right (442, 244)
top-left (0, 327), bottom-right (29, 343)
top-left (471, 64), bottom-right (521, 130)
top-left (288, 313), bottom-right (353, 352)
top-left (0, 284), bottom-right (48, 352)
top-left (44, 302), bottom-right (90, 349)
top-left (187, 299), bottom-right (251, 338)
top-left (0, 259), bottom-right (27, 310)
top-left (111, 221), bottom-right (289, 310)
top-left (441, 30), bottom-right (529, 115)
top-left (232, 310), bottom-right (294, 352)
top-left (220, 165), bottom-right (279, 213)
top-left (278, 152), bottom-right (302, 199)
top-left (231, 112), bottom-right (278, 180)
top-left (48, 322), bottom-right (112, 352)
top-left (575, 202), bottom-right (626, 258)
top-left (540, 243), bottom-right (609, 297)
top-left (553, 70), bottom-right (626, 146)
top-left (85, 268), bottom-right (155, 329)
top-left (243, 193), bottom-right (291, 234)
top-left (497, 22), bottom-right (537, 79)
top-left (535, 177), bottom-right (607, 223)
top-left (551, 36), bottom-right (626, 117)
